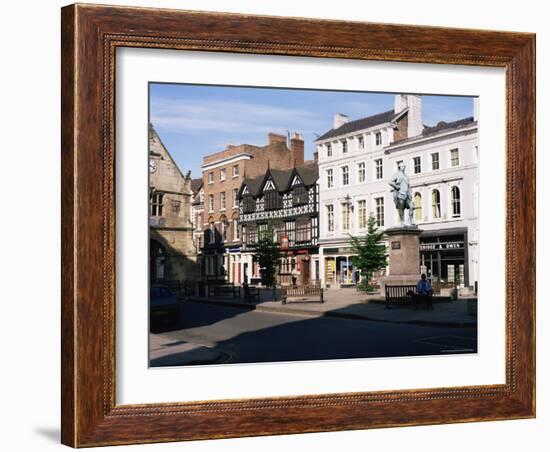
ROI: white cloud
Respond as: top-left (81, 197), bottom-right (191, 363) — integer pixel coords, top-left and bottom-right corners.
top-left (150, 97), bottom-right (323, 135)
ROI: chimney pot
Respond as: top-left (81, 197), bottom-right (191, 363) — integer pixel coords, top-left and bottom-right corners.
top-left (290, 131), bottom-right (304, 166)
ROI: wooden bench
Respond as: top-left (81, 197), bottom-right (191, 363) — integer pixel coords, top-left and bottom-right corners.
top-left (208, 284), bottom-right (240, 299)
top-left (384, 285), bottom-right (416, 308)
top-left (385, 284), bottom-right (433, 309)
top-left (282, 285), bottom-right (324, 304)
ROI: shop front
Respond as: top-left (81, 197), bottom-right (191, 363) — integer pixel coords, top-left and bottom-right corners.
top-left (322, 246), bottom-right (358, 286)
top-left (419, 228), bottom-right (469, 287)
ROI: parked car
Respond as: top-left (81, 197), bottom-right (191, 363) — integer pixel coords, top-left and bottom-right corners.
top-left (150, 286), bottom-right (181, 332)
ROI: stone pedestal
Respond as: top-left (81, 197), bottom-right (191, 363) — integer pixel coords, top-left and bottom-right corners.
top-left (380, 227), bottom-right (423, 292)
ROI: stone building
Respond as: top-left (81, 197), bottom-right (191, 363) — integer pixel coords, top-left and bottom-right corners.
top-left (238, 163), bottom-right (319, 286)
top-left (315, 94), bottom-right (479, 290)
top-left (200, 132), bottom-right (305, 283)
top-left (149, 124), bottom-right (198, 283)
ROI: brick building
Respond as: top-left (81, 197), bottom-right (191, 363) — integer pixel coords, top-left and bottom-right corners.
top-left (149, 124), bottom-right (198, 283)
top-left (200, 132), bottom-right (304, 283)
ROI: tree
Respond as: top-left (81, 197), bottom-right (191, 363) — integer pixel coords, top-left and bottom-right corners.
top-left (249, 221), bottom-right (281, 289)
top-left (349, 214), bottom-right (388, 292)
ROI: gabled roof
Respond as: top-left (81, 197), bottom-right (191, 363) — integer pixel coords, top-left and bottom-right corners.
top-left (421, 117), bottom-right (475, 137)
top-left (316, 109), bottom-right (397, 141)
top-left (387, 116), bottom-right (476, 149)
top-left (190, 178), bottom-right (203, 193)
top-left (239, 163), bottom-right (319, 198)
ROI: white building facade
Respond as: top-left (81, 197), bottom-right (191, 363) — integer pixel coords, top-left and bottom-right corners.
top-left (316, 94), bottom-right (479, 290)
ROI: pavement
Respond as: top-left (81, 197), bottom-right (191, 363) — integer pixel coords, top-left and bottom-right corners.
top-left (184, 286), bottom-right (477, 328)
top-left (149, 332), bottom-right (230, 367)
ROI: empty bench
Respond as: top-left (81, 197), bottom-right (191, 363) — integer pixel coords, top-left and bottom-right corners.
top-left (282, 285), bottom-right (324, 305)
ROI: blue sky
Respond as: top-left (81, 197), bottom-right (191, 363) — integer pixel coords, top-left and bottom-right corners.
top-left (149, 83), bottom-right (474, 178)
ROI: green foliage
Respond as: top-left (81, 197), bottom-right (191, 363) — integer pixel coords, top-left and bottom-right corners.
top-left (349, 214), bottom-right (388, 292)
top-left (249, 221), bottom-right (281, 288)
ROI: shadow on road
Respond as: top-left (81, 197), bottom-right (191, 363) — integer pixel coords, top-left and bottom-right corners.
top-left (151, 301), bottom-right (478, 366)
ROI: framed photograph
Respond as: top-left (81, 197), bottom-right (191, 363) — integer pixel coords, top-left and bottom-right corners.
top-left (61, 3), bottom-right (535, 447)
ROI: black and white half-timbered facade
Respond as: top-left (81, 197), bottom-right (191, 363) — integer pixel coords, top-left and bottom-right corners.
top-left (238, 163), bottom-right (320, 286)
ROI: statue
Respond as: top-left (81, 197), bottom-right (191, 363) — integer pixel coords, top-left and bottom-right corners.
top-left (389, 162), bottom-right (415, 227)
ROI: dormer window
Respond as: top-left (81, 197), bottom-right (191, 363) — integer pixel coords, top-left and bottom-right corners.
top-left (292, 184), bottom-right (308, 206)
top-left (264, 187), bottom-right (282, 210)
top-left (242, 194), bottom-right (256, 213)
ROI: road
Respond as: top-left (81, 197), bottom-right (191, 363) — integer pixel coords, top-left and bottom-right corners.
top-left (151, 301), bottom-right (477, 366)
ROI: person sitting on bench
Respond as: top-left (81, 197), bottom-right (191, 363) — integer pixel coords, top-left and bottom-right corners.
top-left (415, 273), bottom-right (433, 310)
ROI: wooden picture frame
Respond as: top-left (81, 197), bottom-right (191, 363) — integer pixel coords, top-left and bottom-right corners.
top-left (61, 3), bottom-right (535, 447)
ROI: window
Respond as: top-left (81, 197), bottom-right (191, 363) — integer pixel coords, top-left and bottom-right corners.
top-left (342, 165), bottom-right (349, 186)
top-left (431, 152), bottom-right (440, 170)
top-left (357, 135), bottom-right (364, 149)
top-left (264, 189), bottom-right (282, 210)
top-left (326, 143), bottom-right (332, 157)
top-left (292, 185), bottom-right (308, 206)
top-left (358, 200), bottom-right (367, 229)
top-left (208, 172), bottom-right (214, 184)
top-left (220, 191), bottom-right (226, 210)
top-left (242, 194), bottom-right (256, 213)
top-left (342, 203), bottom-right (350, 231)
top-left (257, 223), bottom-right (268, 241)
top-left (375, 131), bottom-right (382, 146)
top-left (326, 169), bottom-right (334, 188)
top-left (432, 189), bottom-right (441, 218)
top-left (375, 197), bottom-right (385, 227)
top-left (208, 194), bottom-right (214, 212)
top-left (451, 186), bottom-right (461, 217)
top-left (375, 159), bottom-right (383, 180)
top-left (232, 165), bottom-right (239, 177)
top-left (285, 221), bottom-right (296, 246)
top-left (413, 156), bottom-right (421, 174)
top-left (150, 192), bottom-right (164, 217)
top-left (450, 148), bottom-right (460, 167)
top-left (414, 192), bottom-right (422, 221)
top-left (357, 162), bottom-right (366, 183)
top-left (326, 205), bottom-right (334, 232)
top-left (233, 218), bottom-right (240, 240)
top-left (220, 217), bottom-right (228, 242)
top-left (233, 188), bottom-right (239, 207)
top-left (209, 222), bottom-right (215, 244)
top-left (220, 168), bottom-right (226, 181)
top-left (242, 224), bottom-right (248, 244)
top-left (342, 140), bottom-right (348, 153)
top-left (296, 218), bottom-right (312, 243)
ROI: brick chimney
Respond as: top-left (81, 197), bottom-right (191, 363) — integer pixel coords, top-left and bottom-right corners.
top-left (290, 132), bottom-right (304, 166)
top-left (394, 94), bottom-right (423, 138)
top-left (268, 132), bottom-right (287, 145)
